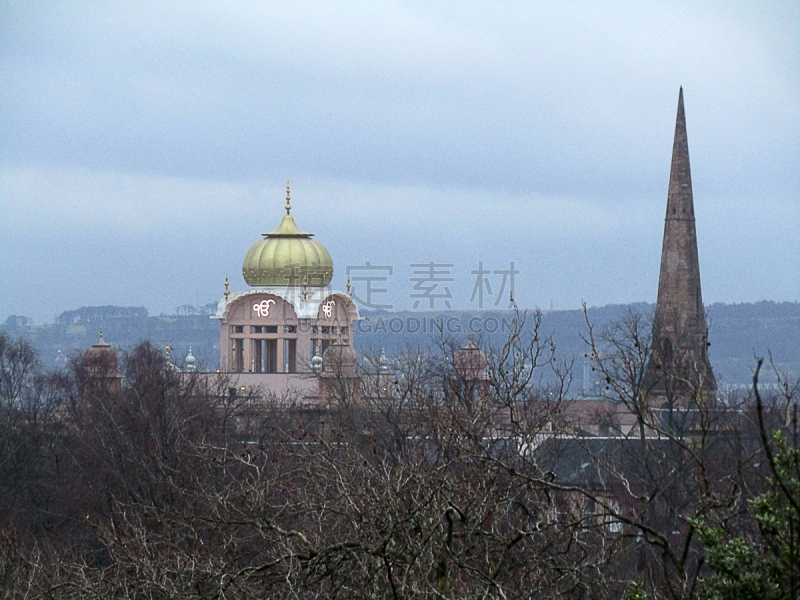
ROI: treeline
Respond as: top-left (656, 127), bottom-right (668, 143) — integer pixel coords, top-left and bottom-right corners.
top-left (0, 315), bottom-right (798, 599)
top-left (56, 305), bottom-right (149, 325)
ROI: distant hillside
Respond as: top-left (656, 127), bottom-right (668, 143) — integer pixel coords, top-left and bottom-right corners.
top-left (2, 306), bottom-right (220, 371)
top-left (2, 301), bottom-right (797, 385)
top-left (354, 302), bottom-right (798, 385)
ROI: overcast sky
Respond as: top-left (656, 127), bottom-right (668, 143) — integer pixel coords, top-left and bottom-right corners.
top-left (2, 1), bottom-right (798, 324)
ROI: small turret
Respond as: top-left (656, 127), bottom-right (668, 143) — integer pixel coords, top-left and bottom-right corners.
top-left (323, 339), bottom-right (358, 375)
top-left (454, 337), bottom-right (489, 382)
top-left (449, 336), bottom-right (491, 406)
top-left (185, 346), bottom-right (197, 372)
top-left (379, 348), bottom-right (391, 375)
top-left (83, 330), bottom-right (123, 396)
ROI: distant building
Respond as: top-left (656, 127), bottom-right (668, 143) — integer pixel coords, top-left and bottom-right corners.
top-left (211, 183), bottom-right (359, 401)
top-left (83, 330), bottom-right (123, 397)
top-left (641, 88), bottom-right (716, 407)
top-left (450, 336), bottom-right (491, 404)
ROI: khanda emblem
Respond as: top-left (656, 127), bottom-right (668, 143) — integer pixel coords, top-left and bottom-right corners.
top-left (321, 300), bottom-right (335, 319)
top-left (253, 299), bottom-right (275, 317)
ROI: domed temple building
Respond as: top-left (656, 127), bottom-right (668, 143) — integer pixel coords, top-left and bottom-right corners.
top-left (212, 184), bottom-right (359, 401)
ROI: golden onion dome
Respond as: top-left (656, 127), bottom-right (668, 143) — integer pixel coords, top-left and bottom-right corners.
top-left (242, 185), bottom-right (334, 287)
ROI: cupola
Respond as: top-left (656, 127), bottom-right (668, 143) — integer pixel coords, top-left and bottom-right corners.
top-left (454, 337), bottom-right (489, 381)
top-left (242, 183), bottom-right (333, 288)
top-left (323, 339), bottom-right (358, 375)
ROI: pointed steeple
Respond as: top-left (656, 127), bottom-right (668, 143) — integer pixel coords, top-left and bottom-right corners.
top-left (667, 88), bottom-right (695, 221)
top-left (657, 87), bottom-right (703, 322)
top-left (642, 89), bottom-right (716, 406)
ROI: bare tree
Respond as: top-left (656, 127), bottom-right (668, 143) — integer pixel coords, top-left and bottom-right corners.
top-left (567, 306), bottom-right (767, 600)
top-left (0, 322), bottom-right (791, 600)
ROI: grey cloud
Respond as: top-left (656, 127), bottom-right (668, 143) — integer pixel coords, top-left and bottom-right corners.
top-left (1, 1), bottom-right (798, 323)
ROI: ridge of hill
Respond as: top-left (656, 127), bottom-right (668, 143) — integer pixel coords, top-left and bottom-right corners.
top-left (2, 301), bottom-right (797, 385)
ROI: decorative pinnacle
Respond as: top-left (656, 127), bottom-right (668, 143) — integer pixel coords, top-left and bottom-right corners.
top-left (346, 276), bottom-right (351, 296)
top-left (224, 275), bottom-right (230, 300)
top-left (285, 181), bottom-right (291, 214)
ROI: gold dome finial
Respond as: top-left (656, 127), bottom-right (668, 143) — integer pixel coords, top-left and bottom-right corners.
top-left (224, 275), bottom-right (230, 300)
top-left (285, 181), bottom-right (291, 214)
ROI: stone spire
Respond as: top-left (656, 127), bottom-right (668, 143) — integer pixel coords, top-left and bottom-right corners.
top-left (642, 88), bottom-right (716, 406)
